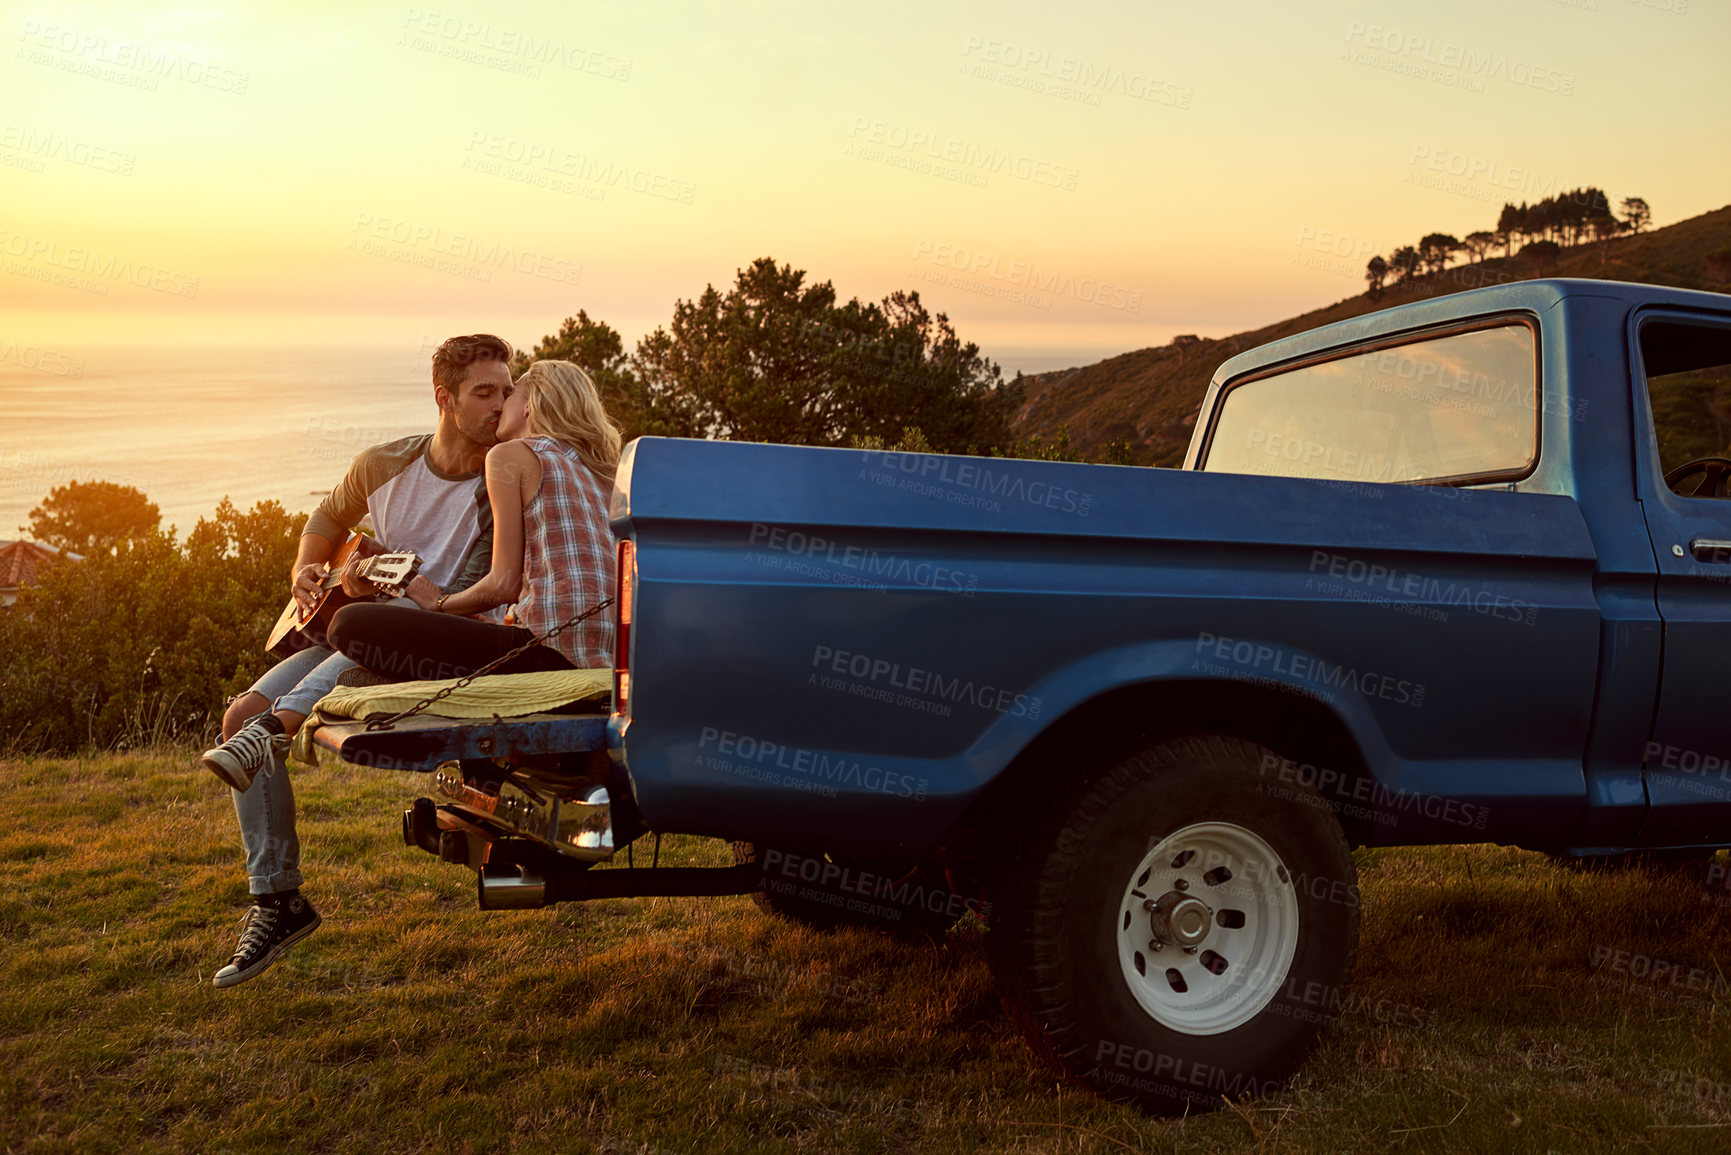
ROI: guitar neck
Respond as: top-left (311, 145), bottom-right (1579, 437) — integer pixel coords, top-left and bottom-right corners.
top-left (312, 549), bottom-right (420, 598)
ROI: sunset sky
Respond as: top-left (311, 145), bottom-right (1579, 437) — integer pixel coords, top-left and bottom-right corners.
top-left (2, 0), bottom-right (1727, 372)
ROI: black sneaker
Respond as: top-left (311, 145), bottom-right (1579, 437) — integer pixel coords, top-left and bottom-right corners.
top-left (212, 893), bottom-right (320, 988)
top-left (201, 716), bottom-right (288, 793)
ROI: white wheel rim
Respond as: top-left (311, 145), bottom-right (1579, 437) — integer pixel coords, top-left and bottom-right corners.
top-left (1116, 821), bottom-right (1301, 1035)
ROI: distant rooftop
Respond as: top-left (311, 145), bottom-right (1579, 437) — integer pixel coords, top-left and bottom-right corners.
top-left (0, 540), bottom-right (83, 604)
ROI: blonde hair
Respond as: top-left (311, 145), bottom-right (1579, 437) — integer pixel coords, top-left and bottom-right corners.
top-left (514, 360), bottom-right (623, 481)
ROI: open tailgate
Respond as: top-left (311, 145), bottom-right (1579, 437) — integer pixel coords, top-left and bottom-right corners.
top-left (311, 711), bottom-right (609, 771)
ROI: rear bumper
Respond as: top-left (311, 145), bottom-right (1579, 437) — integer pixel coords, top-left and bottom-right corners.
top-left (428, 763), bottom-right (613, 861)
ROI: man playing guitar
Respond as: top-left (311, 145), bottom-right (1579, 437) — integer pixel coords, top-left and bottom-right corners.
top-left (202, 333), bottom-right (512, 988)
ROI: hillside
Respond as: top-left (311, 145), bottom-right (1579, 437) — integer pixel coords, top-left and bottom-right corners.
top-left (1016, 204), bottom-right (1731, 466)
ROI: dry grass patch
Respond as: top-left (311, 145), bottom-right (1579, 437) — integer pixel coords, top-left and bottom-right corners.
top-left (3, 751), bottom-right (1731, 1152)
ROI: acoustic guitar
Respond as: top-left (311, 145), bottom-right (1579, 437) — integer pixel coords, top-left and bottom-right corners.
top-left (265, 533), bottom-right (420, 658)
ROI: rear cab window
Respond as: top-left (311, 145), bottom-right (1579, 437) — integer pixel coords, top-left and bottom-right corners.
top-left (1200, 321), bottom-right (1540, 486)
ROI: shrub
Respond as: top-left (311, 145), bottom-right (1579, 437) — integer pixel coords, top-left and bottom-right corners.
top-left (0, 498), bottom-right (301, 752)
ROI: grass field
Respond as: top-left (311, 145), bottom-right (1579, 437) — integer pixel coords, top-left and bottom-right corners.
top-left (5, 749), bottom-right (1731, 1154)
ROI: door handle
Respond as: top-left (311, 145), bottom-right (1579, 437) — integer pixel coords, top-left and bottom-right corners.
top-left (1689, 538), bottom-right (1731, 562)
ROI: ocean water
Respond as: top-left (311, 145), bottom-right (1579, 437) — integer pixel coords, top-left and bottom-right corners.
top-left (0, 339), bottom-right (1115, 543)
top-left (0, 345), bottom-right (443, 539)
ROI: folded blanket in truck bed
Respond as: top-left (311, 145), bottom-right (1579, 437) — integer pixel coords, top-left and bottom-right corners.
top-left (292, 668), bottom-right (610, 766)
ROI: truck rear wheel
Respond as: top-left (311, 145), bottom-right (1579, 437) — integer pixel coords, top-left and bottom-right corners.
top-left (989, 734), bottom-right (1358, 1114)
top-left (730, 842), bottom-right (972, 938)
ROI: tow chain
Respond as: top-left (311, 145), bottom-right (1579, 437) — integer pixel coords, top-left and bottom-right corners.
top-left (363, 596), bottom-right (615, 731)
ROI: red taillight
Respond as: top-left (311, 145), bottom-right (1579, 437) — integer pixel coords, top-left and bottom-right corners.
top-left (613, 539), bottom-right (635, 712)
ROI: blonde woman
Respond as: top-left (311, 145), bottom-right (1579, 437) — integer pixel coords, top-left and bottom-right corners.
top-left (329, 359), bottom-right (619, 676)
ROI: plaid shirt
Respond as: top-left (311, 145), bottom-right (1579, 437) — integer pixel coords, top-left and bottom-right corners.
top-left (513, 436), bottom-right (616, 668)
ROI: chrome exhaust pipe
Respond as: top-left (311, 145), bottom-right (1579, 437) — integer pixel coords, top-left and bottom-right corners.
top-left (477, 863), bottom-right (548, 910)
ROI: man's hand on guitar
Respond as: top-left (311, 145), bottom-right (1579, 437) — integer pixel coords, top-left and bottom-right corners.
top-left (338, 554), bottom-right (375, 598)
top-left (291, 563), bottom-right (326, 613)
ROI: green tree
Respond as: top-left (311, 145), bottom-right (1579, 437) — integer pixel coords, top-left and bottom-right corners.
top-left (1522, 239), bottom-right (1563, 276)
top-left (1462, 231), bottom-right (1496, 264)
top-left (25, 480), bottom-right (160, 554)
top-left (1593, 214), bottom-right (1627, 264)
top-left (1365, 255), bottom-right (1388, 298)
top-left (512, 310), bottom-right (654, 439)
top-left (1622, 196), bottom-right (1652, 234)
top-left (630, 258), bottom-right (842, 445)
top-left (1389, 245), bottom-right (1421, 283)
top-left (1497, 204), bottom-right (1526, 254)
top-left (1418, 233), bottom-right (1460, 275)
top-left (630, 257), bottom-right (1021, 455)
top-left (844, 288), bottom-right (1023, 455)
top-left (998, 425), bottom-right (1082, 462)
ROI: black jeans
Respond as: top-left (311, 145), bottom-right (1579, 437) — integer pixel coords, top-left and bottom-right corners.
top-left (329, 603), bottom-right (574, 684)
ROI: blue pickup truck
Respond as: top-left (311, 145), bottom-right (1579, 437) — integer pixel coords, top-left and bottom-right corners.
top-left (317, 277), bottom-right (1731, 1112)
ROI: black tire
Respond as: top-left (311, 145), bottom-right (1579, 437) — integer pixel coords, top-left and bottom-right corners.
top-left (989, 734), bottom-right (1359, 1115)
top-left (730, 842), bottom-right (976, 938)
